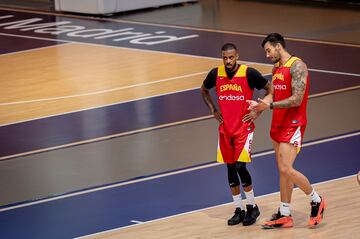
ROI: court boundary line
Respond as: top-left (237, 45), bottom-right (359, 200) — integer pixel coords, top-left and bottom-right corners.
top-left (76, 174), bottom-right (357, 238)
top-left (1, 73), bottom-right (359, 107)
top-left (0, 70), bottom-right (211, 106)
top-left (0, 32), bottom-right (358, 126)
top-left (0, 7), bottom-right (359, 48)
top-left (0, 86), bottom-right (359, 161)
top-left (0, 42), bottom-right (71, 57)
top-left (0, 131), bottom-right (358, 212)
top-left (1, 32), bottom-right (360, 77)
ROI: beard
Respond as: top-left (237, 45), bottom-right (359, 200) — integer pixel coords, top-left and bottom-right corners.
top-left (225, 63), bottom-right (237, 72)
top-left (273, 57), bottom-right (280, 63)
top-left (272, 51), bottom-right (281, 63)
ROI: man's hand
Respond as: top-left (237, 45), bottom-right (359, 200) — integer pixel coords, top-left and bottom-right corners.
top-left (242, 110), bottom-right (260, 123)
top-left (212, 110), bottom-right (223, 123)
top-left (246, 100), bottom-right (259, 111)
top-left (247, 98), bottom-right (270, 112)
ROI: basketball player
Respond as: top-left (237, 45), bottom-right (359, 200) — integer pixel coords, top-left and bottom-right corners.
top-left (247, 33), bottom-right (326, 228)
top-left (201, 43), bottom-right (272, 226)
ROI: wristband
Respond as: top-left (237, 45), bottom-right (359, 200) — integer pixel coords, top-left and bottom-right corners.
top-left (270, 102), bottom-right (274, 110)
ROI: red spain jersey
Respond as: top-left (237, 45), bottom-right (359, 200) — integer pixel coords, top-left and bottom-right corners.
top-left (272, 56), bottom-right (309, 126)
top-left (216, 64), bottom-right (254, 136)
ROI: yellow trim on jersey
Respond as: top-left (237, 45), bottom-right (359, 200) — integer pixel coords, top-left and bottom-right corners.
top-left (235, 65), bottom-right (248, 77)
top-left (274, 56), bottom-right (301, 68)
top-left (238, 147), bottom-right (251, 163)
top-left (237, 132), bottom-right (253, 163)
top-left (284, 56), bottom-right (301, 67)
top-left (217, 64), bottom-right (247, 78)
top-left (217, 65), bottom-right (227, 77)
top-left (217, 144), bottom-right (224, 163)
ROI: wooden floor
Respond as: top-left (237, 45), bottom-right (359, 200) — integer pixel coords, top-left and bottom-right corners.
top-left (0, 5), bottom-right (359, 239)
top-left (85, 176), bottom-right (360, 239)
top-left (0, 43), bottom-right (272, 125)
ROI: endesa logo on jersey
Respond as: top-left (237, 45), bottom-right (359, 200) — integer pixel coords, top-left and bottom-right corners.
top-left (219, 94), bottom-right (245, 101)
top-left (274, 84), bottom-right (287, 90)
top-left (273, 73), bottom-right (287, 90)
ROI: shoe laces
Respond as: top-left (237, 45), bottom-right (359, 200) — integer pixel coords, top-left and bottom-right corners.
top-left (234, 208), bottom-right (243, 214)
top-left (270, 210), bottom-right (282, 220)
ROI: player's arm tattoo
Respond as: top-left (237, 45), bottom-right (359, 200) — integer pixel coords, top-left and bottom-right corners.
top-left (273, 60), bottom-right (307, 108)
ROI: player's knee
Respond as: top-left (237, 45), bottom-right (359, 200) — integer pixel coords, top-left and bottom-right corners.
top-left (228, 172), bottom-right (240, 187)
top-left (278, 164), bottom-right (292, 177)
top-left (235, 162), bottom-right (249, 176)
top-left (235, 162), bottom-right (252, 187)
top-left (227, 164), bottom-right (240, 187)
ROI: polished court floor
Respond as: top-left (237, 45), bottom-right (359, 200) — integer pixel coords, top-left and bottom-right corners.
top-left (0, 1), bottom-right (359, 238)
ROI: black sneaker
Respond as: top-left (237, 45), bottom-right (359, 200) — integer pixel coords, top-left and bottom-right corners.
top-left (242, 204), bottom-right (260, 226)
top-left (227, 207), bottom-right (245, 225)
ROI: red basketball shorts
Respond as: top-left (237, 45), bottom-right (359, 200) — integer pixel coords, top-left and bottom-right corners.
top-left (217, 130), bottom-right (254, 164)
top-left (270, 125), bottom-right (306, 150)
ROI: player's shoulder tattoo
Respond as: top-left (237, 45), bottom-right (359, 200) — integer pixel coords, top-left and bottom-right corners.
top-left (290, 60), bottom-right (308, 82)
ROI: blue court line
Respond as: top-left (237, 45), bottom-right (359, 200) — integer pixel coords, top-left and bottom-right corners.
top-left (0, 132), bottom-right (359, 239)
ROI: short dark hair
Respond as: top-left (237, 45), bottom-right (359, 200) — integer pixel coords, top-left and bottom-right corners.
top-left (261, 33), bottom-right (286, 48)
top-left (221, 43), bottom-right (237, 51)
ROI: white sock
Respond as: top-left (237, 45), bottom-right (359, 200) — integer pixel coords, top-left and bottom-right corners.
top-left (279, 202), bottom-right (291, 216)
top-left (244, 189), bottom-right (256, 206)
top-left (309, 188), bottom-right (321, 203)
top-left (232, 194), bottom-right (244, 210)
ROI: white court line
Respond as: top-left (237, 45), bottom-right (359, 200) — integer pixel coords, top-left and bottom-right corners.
top-left (0, 115), bottom-right (213, 160)
top-left (0, 45), bottom-right (358, 159)
top-left (130, 220), bottom-right (144, 224)
top-left (76, 174), bottom-right (357, 238)
top-left (0, 84), bottom-right (358, 161)
top-left (0, 131), bottom-right (358, 212)
top-left (308, 68), bottom-right (360, 77)
top-left (0, 42), bottom-right (71, 57)
top-left (309, 85), bottom-right (360, 98)
top-left (0, 32), bottom-right (228, 62)
top-left (0, 83), bottom-right (357, 161)
top-left (14, 68), bottom-right (351, 105)
top-left (0, 86), bottom-right (203, 127)
top-left (0, 71), bottom-right (209, 106)
top-left (0, 80), bottom-right (357, 127)
top-left (1, 32), bottom-right (359, 77)
top-left (1, 7), bottom-right (359, 48)
top-left (0, 31), bottom-right (358, 125)
top-left (0, 32), bottom-right (70, 43)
